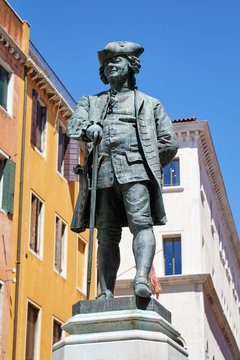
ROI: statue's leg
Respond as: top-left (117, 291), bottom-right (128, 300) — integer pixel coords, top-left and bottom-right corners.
top-left (133, 228), bottom-right (156, 297)
top-left (97, 241), bottom-right (120, 298)
top-left (122, 181), bottom-right (156, 298)
top-left (96, 187), bottom-right (122, 299)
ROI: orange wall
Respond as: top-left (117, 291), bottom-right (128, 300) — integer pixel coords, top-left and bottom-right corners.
top-left (7, 73), bottom-right (95, 360)
top-left (0, 5), bottom-right (94, 359)
top-left (0, 41), bottom-right (21, 158)
top-left (0, 0), bottom-right (23, 48)
top-left (0, 6), bottom-right (26, 359)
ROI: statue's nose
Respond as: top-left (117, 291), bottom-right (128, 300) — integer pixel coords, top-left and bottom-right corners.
top-left (108, 64), bottom-right (117, 71)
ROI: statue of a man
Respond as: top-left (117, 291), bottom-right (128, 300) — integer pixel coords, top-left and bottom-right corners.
top-left (67, 41), bottom-right (178, 299)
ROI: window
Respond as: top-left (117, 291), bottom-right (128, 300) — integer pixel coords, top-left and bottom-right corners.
top-left (52, 319), bottom-right (63, 345)
top-left (0, 157), bottom-right (6, 208)
top-left (210, 199), bottom-right (213, 220)
top-left (25, 302), bottom-right (40, 360)
top-left (31, 90), bottom-right (47, 154)
top-left (0, 63), bottom-right (9, 110)
top-left (0, 150), bottom-right (16, 214)
top-left (218, 225), bottom-right (221, 244)
top-left (205, 341), bottom-right (209, 359)
top-left (77, 237), bottom-right (87, 293)
top-left (164, 237), bottom-right (182, 275)
top-left (200, 185), bottom-right (205, 203)
top-left (163, 159), bottom-right (180, 186)
top-left (57, 122), bottom-right (80, 181)
top-left (0, 281), bottom-right (4, 349)
top-left (54, 216), bottom-right (67, 276)
top-left (57, 124), bottom-right (68, 176)
top-left (29, 192), bottom-right (44, 257)
top-left (0, 60), bottom-right (13, 116)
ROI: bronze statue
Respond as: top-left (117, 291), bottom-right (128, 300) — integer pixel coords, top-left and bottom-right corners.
top-left (67, 41), bottom-right (178, 299)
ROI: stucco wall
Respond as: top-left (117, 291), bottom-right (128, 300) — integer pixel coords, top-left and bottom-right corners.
top-left (116, 122), bottom-right (240, 359)
top-left (0, 3), bottom-right (24, 358)
top-left (0, 0), bottom-right (23, 48)
top-left (7, 74), bottom-right (93, 360)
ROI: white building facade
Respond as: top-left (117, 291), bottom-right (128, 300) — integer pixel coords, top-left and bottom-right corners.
top-left (115, 118), bottom-right (240, 360)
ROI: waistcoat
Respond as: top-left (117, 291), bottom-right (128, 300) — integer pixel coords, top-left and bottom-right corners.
top-left (97, 90), bottom-right (149, 188)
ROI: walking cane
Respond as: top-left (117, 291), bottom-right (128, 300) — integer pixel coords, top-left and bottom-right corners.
top-left (86, 144), bottom-right (98, 300)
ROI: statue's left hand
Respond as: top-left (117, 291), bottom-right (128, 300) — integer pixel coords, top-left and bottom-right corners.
top-left (86, 124), bottom-right (103, 145)
top-left (73, 164), bottom-right (83, 175)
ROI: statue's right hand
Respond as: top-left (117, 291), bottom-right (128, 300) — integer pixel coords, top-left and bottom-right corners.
top-left (86, 124), bottom-right (103, 145)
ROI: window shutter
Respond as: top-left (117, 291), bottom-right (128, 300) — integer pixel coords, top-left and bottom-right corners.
top-left (58, 126), bottom-right (63, 173)
top-left (42, 107), bottom-right (47, 135)
top-left (30, 196), bottom-right (37, 251)
top-left (36, 201), bottom-right (42, 254)
top-left (60, 223), bottom-right (65, 272)
top-left (64, 138), bottom-right (79, 181)
top-left (36, 101), bottom-right (42, 150)
top-left (55, 218), bottom-right (62, 272)
top-left (2, 159), bottom-right (16, 214)
top-left (31, 90), bottom-right (38, 145)
top-left (53, 320), bottom-right (62, 345)
top-left (26, 304), bottom-right (38, 360)
top-left (0, 65), bottom-right (9, 110)
top-left (34, 198), bottom-right (40, 253)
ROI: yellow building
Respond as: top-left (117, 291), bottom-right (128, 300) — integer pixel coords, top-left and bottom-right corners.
top-left (0, 3), bottom-right (95, 359)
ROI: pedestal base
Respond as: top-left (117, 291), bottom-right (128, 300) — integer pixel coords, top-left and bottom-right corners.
top-left (52, 297), bottom-right (188, 360)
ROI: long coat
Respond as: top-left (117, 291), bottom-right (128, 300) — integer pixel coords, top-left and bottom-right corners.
top-left (66, 90), bottom-right (178, 233)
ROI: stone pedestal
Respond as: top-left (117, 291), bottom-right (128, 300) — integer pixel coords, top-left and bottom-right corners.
top-left (52, 297), bottom-right (188, 360)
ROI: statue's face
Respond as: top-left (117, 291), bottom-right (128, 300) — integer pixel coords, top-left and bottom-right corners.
top-left (104, 56), bottom-right (129, 84)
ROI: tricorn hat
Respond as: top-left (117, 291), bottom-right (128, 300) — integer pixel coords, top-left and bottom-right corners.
top-left (98, 41), bottom-right (144, 66)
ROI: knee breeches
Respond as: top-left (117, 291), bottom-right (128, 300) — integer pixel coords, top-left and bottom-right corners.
top-left (96, 180), bottom-right (153, 245)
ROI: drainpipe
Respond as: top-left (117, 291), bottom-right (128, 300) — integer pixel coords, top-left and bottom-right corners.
top-left (12, 65), bottom-right (28, 360)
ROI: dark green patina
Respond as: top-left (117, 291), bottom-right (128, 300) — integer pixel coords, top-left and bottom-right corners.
top-left (67, 41), bottom-right (178, 300)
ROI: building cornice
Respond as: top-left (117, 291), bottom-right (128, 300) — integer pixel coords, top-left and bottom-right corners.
top-left (0, 25), bottom-right (27, 64)
top-left (173, 121), bottom-right (240, 279)
top-left (116, 274), bottom-right (240, 359)
top-left (0, 27), bottom-right (75, 119)
top-left (26, 41), bottom-right (76, 119)
top-left (26, 57), bottom-right (73, 119)
top-left (160, 274), bottom-right (240, 360)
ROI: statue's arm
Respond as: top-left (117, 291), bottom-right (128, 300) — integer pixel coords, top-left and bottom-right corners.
top-left (154, 100), bottom-right (179, 168)
top-left (66, 96), bottom-right (92, 142)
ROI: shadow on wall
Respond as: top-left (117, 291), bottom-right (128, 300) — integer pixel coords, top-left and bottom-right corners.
top-left (204, 292), bottom-right (233, 360)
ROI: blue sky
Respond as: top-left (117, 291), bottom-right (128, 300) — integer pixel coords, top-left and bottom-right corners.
top-left (8, 0), bottom-right (240, 236)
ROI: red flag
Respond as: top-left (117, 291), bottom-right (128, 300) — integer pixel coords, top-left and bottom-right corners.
top-left (148, 265), bottom-right (162, 299)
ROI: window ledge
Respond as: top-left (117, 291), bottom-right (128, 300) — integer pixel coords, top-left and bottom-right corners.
top-left (162, 186), bottom-right (184, 193)
top-left (77, 287), bottom-right (87, 296)
top-left (31, 144), bottom-right (46, 159)
top-left (28, 248), bottom-right (43, 261)
top-left (54, 267), bottom-right (67, 279)
top-left (56, 170), bottom-right (68, 183)
top-left (0, 105), bottom-right (12, 118)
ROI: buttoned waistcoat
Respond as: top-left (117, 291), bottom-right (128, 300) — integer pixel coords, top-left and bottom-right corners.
top-left (97, 90), bottom-right (149, 188)
top-left (66, 90), bottom-right (178, 233)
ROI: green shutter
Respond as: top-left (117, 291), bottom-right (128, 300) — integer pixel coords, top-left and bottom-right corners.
top-left (2, 159), bottom-right (16, 214)
top-left (0, 64), bottom-right (9, 110)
